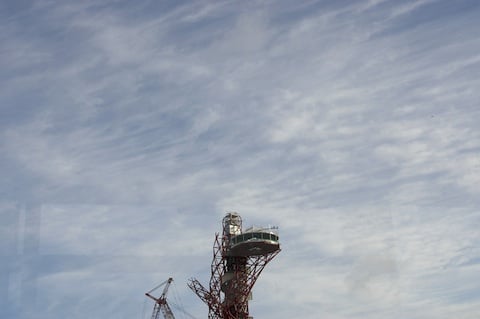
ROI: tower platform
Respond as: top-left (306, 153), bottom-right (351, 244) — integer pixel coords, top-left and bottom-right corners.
top-left (228, 230), bottom-right (280, 256)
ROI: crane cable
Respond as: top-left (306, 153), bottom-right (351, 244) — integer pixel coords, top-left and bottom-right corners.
top-left (171, 281), bottom-right (185, 319)
top-left (170, 281), bottom-right (199, 319)
top-left (141, 296), bottom-right (148, 319)
top-left (147, 278), bottom-right (170, 295)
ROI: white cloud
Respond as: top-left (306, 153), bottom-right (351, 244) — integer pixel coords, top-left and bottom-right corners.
top-left (1, 1), bottom-right (479, 318)
top-left (38, 204), bottom-right (212, 256)
top-left (389, 0), bottom-right (439, 18)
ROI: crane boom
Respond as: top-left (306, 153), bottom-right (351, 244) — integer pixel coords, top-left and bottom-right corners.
top-left (145, 277), bottom-right (175, 319)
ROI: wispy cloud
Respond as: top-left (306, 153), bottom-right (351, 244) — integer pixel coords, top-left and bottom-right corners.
top-left (1, 0), bottom-right (479, 318)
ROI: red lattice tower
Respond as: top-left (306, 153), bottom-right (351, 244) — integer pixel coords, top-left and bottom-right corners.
top-left (189, 213), bottom-right (280, 319)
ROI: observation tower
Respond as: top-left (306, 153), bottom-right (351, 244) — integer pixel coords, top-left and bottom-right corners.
top-left (189, 213), bottom-right (280, 319)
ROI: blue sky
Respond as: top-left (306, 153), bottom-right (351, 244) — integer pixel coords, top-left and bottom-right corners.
top-left (1, 0), bottom-right (479, 318)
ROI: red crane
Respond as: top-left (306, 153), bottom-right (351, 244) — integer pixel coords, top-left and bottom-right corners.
top-left (145, 277), bottom-right (175, 319)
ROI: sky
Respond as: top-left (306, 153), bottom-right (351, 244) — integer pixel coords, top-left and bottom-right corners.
top-left (1, 0), bottom-right (479, 318)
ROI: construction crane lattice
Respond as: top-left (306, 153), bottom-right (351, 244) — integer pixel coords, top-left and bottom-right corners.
top-left (146, 277), bottom-right (175, 319)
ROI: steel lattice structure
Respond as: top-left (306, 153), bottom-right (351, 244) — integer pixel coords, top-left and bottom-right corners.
top-left (189, 213), bottom-right (280, 319)
top-left (146, 277), bottom-right (175, 319)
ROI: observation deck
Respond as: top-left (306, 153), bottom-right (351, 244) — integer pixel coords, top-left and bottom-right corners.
top-left (227, 227), bottom-right (280, 257)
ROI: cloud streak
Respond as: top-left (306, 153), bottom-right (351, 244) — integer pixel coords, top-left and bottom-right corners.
top-left (1, 0), bottom-right (479, 318)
